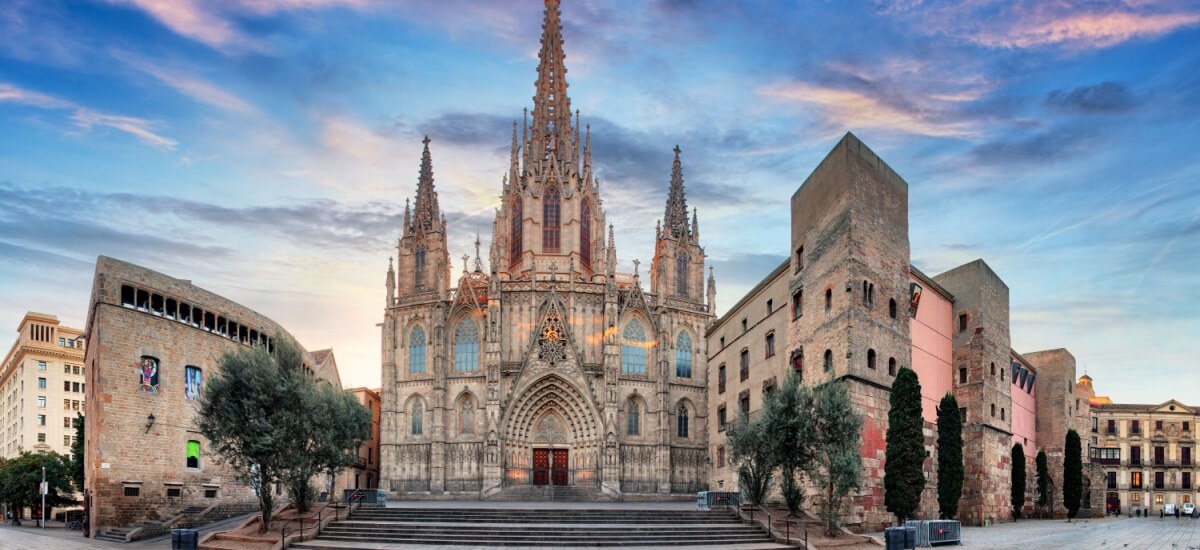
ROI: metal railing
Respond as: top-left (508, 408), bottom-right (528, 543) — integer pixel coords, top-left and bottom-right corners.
top-left (741, 503), bottom-right (807, 549)
top-left (280, 491), bottom-right (363, 548)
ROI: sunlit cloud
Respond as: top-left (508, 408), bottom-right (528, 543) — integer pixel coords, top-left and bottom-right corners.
top-left (757, 81), bottom-right (979, 138)
top-left (975, 10), bottom-right (1200, 50)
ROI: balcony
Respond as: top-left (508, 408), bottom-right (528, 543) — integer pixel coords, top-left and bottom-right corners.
top-left (1095, 457), bottom-right (1121, 466)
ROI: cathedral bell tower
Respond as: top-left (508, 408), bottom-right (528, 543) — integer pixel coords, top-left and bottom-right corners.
top-left (651, 146), bottom-right (708, 308)
top-left (393, 136), bottom-right (452, 300)
top-left (493, 0), bottom-right (608, 284)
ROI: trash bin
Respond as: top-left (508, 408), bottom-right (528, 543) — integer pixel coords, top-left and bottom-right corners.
top-left (171, 528), bottom-right (198, 550)
top-left (902, 526), bottom-right (917, 549)
top-left (884, 527), bottom-right (906, 550)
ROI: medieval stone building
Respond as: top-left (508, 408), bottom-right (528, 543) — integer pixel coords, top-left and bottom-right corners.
top-left (378, 0), bottom-right (713, 499)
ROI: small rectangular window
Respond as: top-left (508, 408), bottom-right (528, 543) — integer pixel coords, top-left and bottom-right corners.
top-left (121, 285), bottom-right (136, 307)
top-left (38, 377), bottom-right (46, 389)
top-left (792, 289), bottom-right (802, 320)
top-left (166, 487), bottom-right (181, 498)
top-left (37, 396), bottom-right (46, 408)
top-left (741, 318), bottom-right (747, 332)
top-left (204, 488), bottom-right (218, 498)
top-left (765, 333), bottom-right (775, 358)
top-left (187, 440), bottom-right (201, 469)
top-left (64, 435), bottom-right (71, 446)
top-left (64, 417), bottom-right (71, 428)
top-left (64, 381), bottom-right (71, 392)
top-left (37, 415), bottom-right (45, 426)
top-left (958, 314), bottom-right (968, 332)
top-left (959, 368), bottom-right (967, 384)
top-left (37, 433), bottom-right (46, 442)
top-left (37, 361), bottom-right (46, 371)
top-left (124, 486), bottom-right (140, 497)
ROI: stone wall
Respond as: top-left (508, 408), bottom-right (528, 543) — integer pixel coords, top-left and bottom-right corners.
top-left (1023, 348), bottom-right (1077, 518)
top-left (83, 256), bottom-right (312, 536)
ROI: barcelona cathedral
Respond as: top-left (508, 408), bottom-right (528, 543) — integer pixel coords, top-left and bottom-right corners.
top-left (379, 0), bottom-right (713, 499)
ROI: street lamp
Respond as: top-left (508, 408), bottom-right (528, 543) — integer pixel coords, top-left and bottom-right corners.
top-left (144, 413), bottom-right (156, 434)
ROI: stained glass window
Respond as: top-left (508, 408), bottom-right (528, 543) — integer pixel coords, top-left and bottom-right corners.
top-left (185, 366), bottom-right (202, 401)
top-left (580, 198), bottom-right (592, 268)
top-left (187, 440), bottom-right (200, 469)
top-left (408, 327), bottom-right (426, 374)
top-left (139, 356), bottom-right (159, 394)
top-left (675, 332), bottom-right (692, 378)
top-left (677, 406), bottom-right (689, 438)
top-left (676, 252), bottom-right (688, 296)
top-left (411, 400), bottom-right (424, 435)
top-left (510, 195), bottom-right (523, 265)
top-left (454, 319), bottom-right (479, 372)
top-left (414, 245), bottom-right (426, 289)
top-left (621, 321), bottom-right (647, 374)
top-left (543, 185), bottom-right (561, 252)
top-left (627, 400), bottom-right (640, 436)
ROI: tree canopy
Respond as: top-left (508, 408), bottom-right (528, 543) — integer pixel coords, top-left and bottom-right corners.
top-left (0, 451), bottom-right (75, 524)
top-left (885, 367), bottom-right (925, 524)
top-left (197, 336), bottom-right (370, 531)
top-left (1035, 449), bottom-right (1051, 511)
top-left (936, 393), bottom-right (963, 520)
top-left (762, 371), bottom-right (815, 515)
top-left (811, 379), bottom-right (862, 537)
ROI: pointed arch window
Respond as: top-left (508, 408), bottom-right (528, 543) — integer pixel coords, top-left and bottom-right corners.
top-left (411, 400), bottom-right (424, 435)
top-left (824, 349), bottom-right (833, 372)
top-left (677, 406), bottom-right (689, 438)
top-left (460, 397), bottom-right (474, 435)
top-left (454, 319), bottom-right (479, 372)
top-left (675, 331), bottom-right (693, 378)
top-left (408, 326), bottom-right (426, 374)
top-left (543, 185), bottom-right (561, 252)
top-left (621, 320), bottom-right (647, 375)
top-left (676, 252), bottom-right (689, 297)
top-left (580, 198), bottom-right (592, 268)
top-left (414, 245), bottom-right (426, 289)
top-left (627, 399), bottom-right (641, 436)
top-left (510, 194), bottom-right (523, 266)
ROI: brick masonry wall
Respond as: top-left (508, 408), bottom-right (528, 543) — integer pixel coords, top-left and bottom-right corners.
top-left (84, 257), bottom-right (312, 534)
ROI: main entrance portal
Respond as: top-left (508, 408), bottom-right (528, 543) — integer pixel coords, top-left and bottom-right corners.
top-left (533, 448), bottom-right (568, 486)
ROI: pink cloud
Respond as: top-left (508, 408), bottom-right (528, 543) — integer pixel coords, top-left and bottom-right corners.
top-left (975, 10), bottom-right (1200, 49)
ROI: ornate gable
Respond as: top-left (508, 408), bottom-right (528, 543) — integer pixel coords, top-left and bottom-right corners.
top-left (529, 292), bottom-right (574, 368)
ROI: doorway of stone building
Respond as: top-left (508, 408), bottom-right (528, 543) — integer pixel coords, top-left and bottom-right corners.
top-left (532, 448), bottom-right (569, 486)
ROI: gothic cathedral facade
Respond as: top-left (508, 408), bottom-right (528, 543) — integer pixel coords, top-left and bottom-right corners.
top-left (379, 0), bottom-right (715, 499)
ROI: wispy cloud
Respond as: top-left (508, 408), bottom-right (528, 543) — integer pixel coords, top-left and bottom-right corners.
top-left (0, 82), bottom-right (178, 150)
top-left (1045, 81), bottom-right (1140, 114)
top-left (112, 50), bottom-right (257, 114)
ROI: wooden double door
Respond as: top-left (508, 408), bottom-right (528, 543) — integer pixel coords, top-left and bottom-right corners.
top-left (533, 448), bottom-right (568, 486)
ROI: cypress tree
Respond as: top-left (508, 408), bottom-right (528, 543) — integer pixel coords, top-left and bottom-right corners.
top-left (1011, 443), bottom-right (1026, 520)
top-left (936, 394), bottom-right (963, 519)
top-left (1035, 449), bottom-right (1050, 513)
top-left (1063, 429), bottom-right (1083, 520)
top-left (885, 367), bottom-right (925, 524)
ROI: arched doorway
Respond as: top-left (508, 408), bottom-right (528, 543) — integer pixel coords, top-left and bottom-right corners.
top-left (500, 374), bottom-right (602, 488)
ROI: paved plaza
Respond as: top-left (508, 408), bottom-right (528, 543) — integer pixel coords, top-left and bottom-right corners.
top-left (871, 516), bottom-right (1200, 550)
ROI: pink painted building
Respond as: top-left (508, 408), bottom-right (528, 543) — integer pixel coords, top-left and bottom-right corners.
top-left (909, 268), bottom-right (955, 423)
top-left (1010, 352), bottom-right (1038, 459)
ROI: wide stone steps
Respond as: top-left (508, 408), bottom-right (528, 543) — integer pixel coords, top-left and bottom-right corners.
top-left (95, 527), bottom-right (132, 542)
top-left (294, 507), bottom-right (786, 548)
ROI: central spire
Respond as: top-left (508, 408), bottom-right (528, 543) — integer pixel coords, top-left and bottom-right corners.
top-left (413, 135), bottom-right (441, 232)
top-left (527, 0), bottom-right (574, 168)
top-left (664, 145), bottom-right (690, 238)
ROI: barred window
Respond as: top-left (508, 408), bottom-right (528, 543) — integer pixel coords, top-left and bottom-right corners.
top-left (677, 406), bottom-right (689, 438)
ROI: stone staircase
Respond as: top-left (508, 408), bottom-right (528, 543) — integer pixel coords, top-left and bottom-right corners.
top-left (489, 484), bottom-right (615, 502)
top-left (291, 506), bottom-right (795, 548)
top-left (95, 526), bottom-right (134, 543)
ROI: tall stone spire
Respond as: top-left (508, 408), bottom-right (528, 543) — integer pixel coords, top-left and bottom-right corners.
top-left (386, 256), bottom-right (395, 305)
top-left (413, 136), bottom-right (441, 232)
top-left (526, 0), bottom-right (574, 168)
top-left (663, 145), bottom-right (689, 238)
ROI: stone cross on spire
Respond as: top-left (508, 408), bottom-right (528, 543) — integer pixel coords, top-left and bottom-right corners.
top-left (664, 145), bottom-right (689, 238)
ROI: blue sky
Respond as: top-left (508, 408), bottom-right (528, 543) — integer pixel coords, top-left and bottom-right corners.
top-left (1, 0), bottom-right (1197, 403)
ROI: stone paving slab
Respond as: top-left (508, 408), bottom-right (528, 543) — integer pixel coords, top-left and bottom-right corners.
top-left (869, 516), bottom-right (1200, 550)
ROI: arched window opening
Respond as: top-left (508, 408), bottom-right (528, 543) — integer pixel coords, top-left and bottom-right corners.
top-left (889, 298), bottom-right (897, 319)
top-left (676, 253), bottom-right (689, 297)
top-left (627, 400), bottom-right (641, 436)
top-left (825, 289), bottom-right (832, 312)
top-left (580, 198), bottom-right (592, 268)
top-left (542, 185), bottom-right (561, 253)
top-left (411, 400), bottom-right (424, 435)
top-left (510, 195), bottom-right (523, 265)
top-left (862, 281), bottom-right (868, 305)
top-left (868, 284), bottom-right (875, 308)
top-left (677, 406), bottom-right (689, 438)
top-left (824, 349), bottom-right (833, 372)
top-left (868, 349), bottom-right (877, 370)
top-left (454, 319), bottom-right (479, 372)
top-left (888, 357), bottom-right (897, 376)
top-left (408, 327), bottom-right (426, 374)
top-left (991, 362), bottom-right (996, 377)
top-left (460, 397), bottom-right (474, 435)
top-left (675, 332), bottom-right (693, 378)
top-left (414, 245), bottom-right (426, 289)
top-left (991, 403), bottom-right (996, 418)
top-left (187, 440), bottom-right (200, 469)
top-left (621, 320), bottom-right (647, 374)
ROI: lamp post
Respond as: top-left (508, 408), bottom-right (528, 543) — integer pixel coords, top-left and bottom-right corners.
top-left (41, 466), bottom-right (46, 529)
